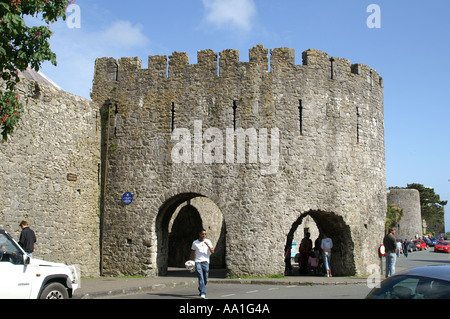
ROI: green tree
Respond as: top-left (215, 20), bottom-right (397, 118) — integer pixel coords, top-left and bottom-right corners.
top-left (386, 203), bottom-right (403, 234)
top-left (406, 183), bottom-right (447, 227)
top-left (0, 0), bottom-right (71, 142)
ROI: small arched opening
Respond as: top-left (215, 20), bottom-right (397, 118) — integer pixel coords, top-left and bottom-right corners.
top-left (288, 210), bottom-right (355, 276)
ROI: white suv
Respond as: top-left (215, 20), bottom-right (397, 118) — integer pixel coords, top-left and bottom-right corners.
top-left (0, 229), bottom-right (80, 299)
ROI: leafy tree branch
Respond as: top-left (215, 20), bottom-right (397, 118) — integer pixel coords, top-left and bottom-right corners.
top-left (1, 0), bottom-right (71, 141)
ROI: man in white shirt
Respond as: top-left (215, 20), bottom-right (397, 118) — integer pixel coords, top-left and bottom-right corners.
top-left (189, 229), bottom-right (214, 299)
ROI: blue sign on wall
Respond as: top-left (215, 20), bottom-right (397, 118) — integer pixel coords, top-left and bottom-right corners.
top-left (122, 192), bottom-right (134, 205)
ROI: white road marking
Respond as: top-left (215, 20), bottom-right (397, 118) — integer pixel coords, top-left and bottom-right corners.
top-left (246, 290), bottom-right (259, 294)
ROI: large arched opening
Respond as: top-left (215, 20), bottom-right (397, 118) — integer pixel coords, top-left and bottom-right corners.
top-left (156, 193), bottom-right (226, 276)
top-left (288, 210), bottom-right (355, 276)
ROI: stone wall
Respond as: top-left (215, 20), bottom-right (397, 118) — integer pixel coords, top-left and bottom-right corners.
top-left (92, 45), bottom-right (386, 277)
top-left (0, 75), bottom-right (101, 277)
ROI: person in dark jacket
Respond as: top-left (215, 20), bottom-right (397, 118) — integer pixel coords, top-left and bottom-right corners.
top-left (383, 227), bottom-right (397, 278)
top-left (299, 232), bottom-right (312, 275)
top-left (19, 220), bottom-right (36, 256)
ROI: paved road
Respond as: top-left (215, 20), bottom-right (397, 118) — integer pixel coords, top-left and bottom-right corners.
top-left (114, 282), bottom-right (372, 299)
top-left (107, 249), bottom-right (450, 300)
top-left (396, 247), bottom-right (450, 270)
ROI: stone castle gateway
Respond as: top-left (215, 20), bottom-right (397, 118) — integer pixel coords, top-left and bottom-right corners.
top-left (92, 45), bottom-right (386, 277)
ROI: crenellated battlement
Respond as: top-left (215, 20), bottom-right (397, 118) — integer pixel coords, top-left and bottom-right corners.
top-left (93, 45), bottom-right (382, 87)
top-left (92, 44), bottom-right (384, 147)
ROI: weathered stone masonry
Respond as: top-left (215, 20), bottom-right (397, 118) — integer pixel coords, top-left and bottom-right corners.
top-left (387, 189), bottom-right (422, 240)
top-left (92, 45), bottom-right (387, 277)
top-left (0, 75), bottom-right (100, 276)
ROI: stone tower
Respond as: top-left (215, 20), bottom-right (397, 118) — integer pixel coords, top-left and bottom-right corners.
top-left (387, 189), bottom-right (422, 239)
top-left (92, 45), bottom-right (386, 277)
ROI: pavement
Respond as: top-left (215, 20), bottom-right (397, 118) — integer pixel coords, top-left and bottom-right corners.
top-left (73, 267), bottom-right (370, 299)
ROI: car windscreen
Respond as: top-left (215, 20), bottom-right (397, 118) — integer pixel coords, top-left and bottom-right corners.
top-left (0, 233), bottom-right (24, 264)
top-left (366, 275), bottom-right (450, 299)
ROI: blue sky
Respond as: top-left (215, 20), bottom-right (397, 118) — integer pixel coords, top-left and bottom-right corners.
top-left (33, 0), bottom-right (449, 231)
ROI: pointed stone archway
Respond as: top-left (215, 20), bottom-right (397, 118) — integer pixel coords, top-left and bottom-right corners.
top-left (156, 193), bottom-right (226, 276)
top-left (288, 210), bottom-right (356, 276)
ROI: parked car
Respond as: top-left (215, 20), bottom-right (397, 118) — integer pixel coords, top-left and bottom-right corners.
top-left (407, 240), bottom-right (416, 252)
top-left (429, 237), bottom-right (437, 247)
top-left (413, 239), bottom-right (427, 251)
top-left (366, 265), bottom-right (450, 299)
top-left (434, 241), bottom-right (450, 253)
top-left (0, 229), bottom-right (79, 299)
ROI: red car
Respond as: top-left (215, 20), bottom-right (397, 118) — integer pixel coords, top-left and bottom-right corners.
top-left (413, 239), bottom-right (427, 250)
top-left (434, 241), bottom-right (450, 253)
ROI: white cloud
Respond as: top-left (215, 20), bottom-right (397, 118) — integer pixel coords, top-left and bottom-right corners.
top-left (39, 20), bottom-right (151, 99)
top-left (201, 0), bottom-right (257, 31)
top-left (95, 20), bottom-right (150, 49)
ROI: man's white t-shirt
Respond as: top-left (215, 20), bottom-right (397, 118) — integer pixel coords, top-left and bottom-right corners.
top-left (191, 239), bottom-right (213, 263)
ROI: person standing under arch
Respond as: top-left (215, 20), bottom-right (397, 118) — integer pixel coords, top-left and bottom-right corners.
top-left (299, 232), bottom-right (312, 275)
top-left (284, 233), bottom-right (294, 276)
top-left (321, 234), bottom-right (333, 277)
